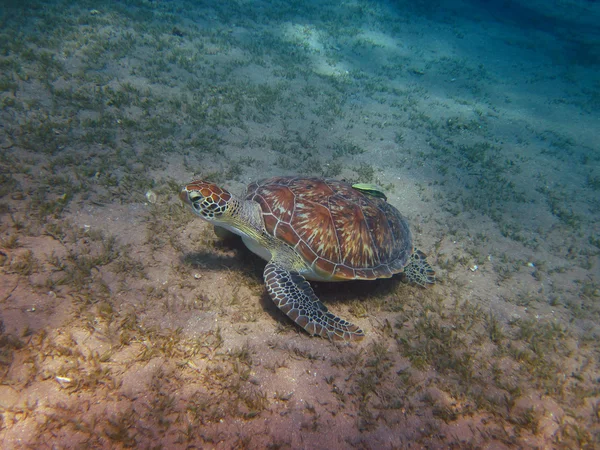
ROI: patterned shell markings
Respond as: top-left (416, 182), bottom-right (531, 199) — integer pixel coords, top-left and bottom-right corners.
top-left (246, 177), bottom-right (413, 280)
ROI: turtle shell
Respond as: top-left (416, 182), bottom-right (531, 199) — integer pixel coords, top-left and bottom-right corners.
top-left (245, 176), bottom-right (413, 281)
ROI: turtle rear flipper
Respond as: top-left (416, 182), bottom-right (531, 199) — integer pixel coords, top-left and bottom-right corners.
top-left (264, 262), bottom-right (364, 341)
top-left (403, 249), bottom-right (436, 287)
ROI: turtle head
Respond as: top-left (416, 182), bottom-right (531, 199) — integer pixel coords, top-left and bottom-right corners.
top-left (180, 181), bottom-right (236, 222)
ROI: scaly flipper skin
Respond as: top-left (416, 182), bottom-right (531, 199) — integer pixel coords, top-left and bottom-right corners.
top-left (264, 262), bottom-right (364, 341)
top-left (403, 249), bottom-right (436, 287)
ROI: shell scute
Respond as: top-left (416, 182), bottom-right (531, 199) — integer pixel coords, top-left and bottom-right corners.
top-left (262, 213), bottom-right (279, 235)
top-left (333, 265), bottom-right (356, 279)
top-left (274, 221), bottom-right (297, 244)
top-left (292, 201), bottom-right (339, 263)
top-left (313, 257), bottom-right (336, 278)
top-left (296, 240), bottom-right (319, 265)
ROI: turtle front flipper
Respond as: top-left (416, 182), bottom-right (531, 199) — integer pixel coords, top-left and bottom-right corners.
top-left (403, 248), bottom-right (436, 287)
top-left (264, 262), bottom-right (364, 341)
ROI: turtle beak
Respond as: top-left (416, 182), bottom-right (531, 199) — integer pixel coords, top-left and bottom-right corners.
top-left (179, 188), bottom-right (192, 206)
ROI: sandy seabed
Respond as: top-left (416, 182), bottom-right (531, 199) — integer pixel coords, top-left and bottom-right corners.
top-left (0, 0), bottom-right (599, 448)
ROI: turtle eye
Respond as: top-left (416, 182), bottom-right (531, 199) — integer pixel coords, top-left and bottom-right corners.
top-left (188, 191), bottom-right (201, 202)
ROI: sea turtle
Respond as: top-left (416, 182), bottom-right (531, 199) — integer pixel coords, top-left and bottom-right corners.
top-left (180, 176), bottom-right (435, 341)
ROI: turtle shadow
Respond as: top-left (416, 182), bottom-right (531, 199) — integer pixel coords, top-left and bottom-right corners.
top-left (257, 276), bottom-right (407, 336)
top-left (257, 270), bottom-right (406, 319)
top-left (314, 276), bottom-right (405, 304)
top-left (179, 234), bottom-right (264, 278)
top-left (180, 250), bottom-right (239, 271)
top-left (182, 234), bottom-right (407, 328)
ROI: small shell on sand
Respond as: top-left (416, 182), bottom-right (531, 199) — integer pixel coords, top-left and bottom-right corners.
top-left (145, 190), bottom-right (158, 204)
